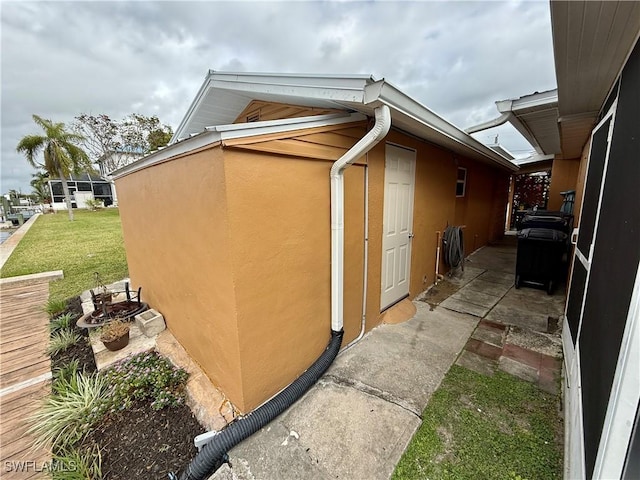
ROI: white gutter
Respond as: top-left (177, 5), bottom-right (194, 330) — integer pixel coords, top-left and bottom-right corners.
top-left (464, 112), bottom-right (512, 134)
top-left (330, 105), bottom-right (391, 332)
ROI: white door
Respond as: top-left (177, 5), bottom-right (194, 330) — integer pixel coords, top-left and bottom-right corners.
top-left (381, 144), bottom-right (416, 310)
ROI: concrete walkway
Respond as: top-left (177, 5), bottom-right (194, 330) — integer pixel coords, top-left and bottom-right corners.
top-left (212, 238), bottom-right (564, 480)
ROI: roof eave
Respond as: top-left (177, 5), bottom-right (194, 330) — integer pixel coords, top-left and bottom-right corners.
top-left (376, 83), bottom-right (518, 172)
top-left (113, 112), bottom-right (367, 180)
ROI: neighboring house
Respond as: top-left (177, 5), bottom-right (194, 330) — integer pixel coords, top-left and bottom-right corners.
top-left (47, 172), bottom-right (115, 210)
top-left (476, 2), bottom-right (639, 478)
top-left (113, 71), bottom-right (517, 412)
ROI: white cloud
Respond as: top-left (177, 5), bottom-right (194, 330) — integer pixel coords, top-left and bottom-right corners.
top-left (1, 1), bottom-right (556, 193)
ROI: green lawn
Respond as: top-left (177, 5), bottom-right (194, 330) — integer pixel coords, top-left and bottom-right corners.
top-left (393, 365), bottom-right (563, 480)
top-left (1, 209), bottom-right (129, 302)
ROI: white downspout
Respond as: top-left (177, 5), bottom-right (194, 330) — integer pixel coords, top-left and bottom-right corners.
top-left (330, 105), bottom-right (391, 332)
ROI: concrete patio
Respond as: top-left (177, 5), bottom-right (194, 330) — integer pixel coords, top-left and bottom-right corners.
top-left (210, 237), bottom-right (565, 480)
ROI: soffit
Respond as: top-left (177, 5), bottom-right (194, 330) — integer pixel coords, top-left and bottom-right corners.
top-left (551, 0), bottom-right (640, 157)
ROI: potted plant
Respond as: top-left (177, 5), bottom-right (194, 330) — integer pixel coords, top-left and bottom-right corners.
top-left (92, 272), bottom-right (113, 310)
top-left (100, 319), bottom-right (130, 351)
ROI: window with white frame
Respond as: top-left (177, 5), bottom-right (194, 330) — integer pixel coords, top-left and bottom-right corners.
top-left (456, 167), bottom-right (467, 197)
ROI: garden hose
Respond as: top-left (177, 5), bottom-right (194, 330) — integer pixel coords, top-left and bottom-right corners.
top-left (442, 226), bottom-right (465, 271)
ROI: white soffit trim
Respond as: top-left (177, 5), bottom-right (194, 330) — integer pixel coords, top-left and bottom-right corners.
top-left (171, 72), bottom-right (372, 144)
top-left (171, 70), bottom-right (518, 172)
top-left (113, 113), bottom-right (366, 179)
top-left (496, 89), bottom-right (560, 156)
top-left (376, 82), bottom-right (518, 171)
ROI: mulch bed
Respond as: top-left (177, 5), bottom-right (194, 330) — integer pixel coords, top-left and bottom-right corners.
top-left (50, 296), bottom-right (97, 373)
top-left (48, 296), bottom-right (205, 478)
top-left (83, 401), bottom-right (202, 479)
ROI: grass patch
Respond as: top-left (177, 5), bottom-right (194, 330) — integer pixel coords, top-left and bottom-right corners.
top-left (0, 209), bottom-right (128, 302)
top-left (393, 365), bottom-right (563, 480)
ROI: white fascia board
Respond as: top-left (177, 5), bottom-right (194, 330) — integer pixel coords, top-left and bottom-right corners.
top-left (172, 72), bottom-right (371, 144)
top-left (208, 70), bottom-right (375, 88)
top-left (113, 130), bottom-right (221, 179)
top-left (496, 89), bottom-right (558, 114)
top-left (208, 78), bottom-right (366, 103)
top-left (211, 112), bottom-right (366, 140)
top-left (170, 73), bottom-right (212, 144)
top-left (206, 112), bottom-right (366, 138)
top-left (376, 83), bottom-right (518, 171)
top-left (510, 89), bottom-right (558, 113)
top-left (495, 89), bottom-right (558, 155)
top-left (112, 113), bottom-right (365, 180)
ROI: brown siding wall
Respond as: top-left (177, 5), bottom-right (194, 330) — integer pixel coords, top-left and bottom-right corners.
top-left (548, 157), bottom-right (581, 211)
top-left (115, 148), bottom-right (244, 404)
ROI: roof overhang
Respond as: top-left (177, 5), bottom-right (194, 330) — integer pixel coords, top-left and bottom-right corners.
top-left (171, 71), bottom-right (518, 172)
top-left (112, 112), bottom-right (367, 179)
top-left (551, 1), bottom-right (640, 158)
top-left (495, 89), bottom-right (560, 156)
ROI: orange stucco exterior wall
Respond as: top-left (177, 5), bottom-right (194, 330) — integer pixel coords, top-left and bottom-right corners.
top-left (573, 138), bottom-right (592, 226)
top-left (221, 149), bottom-right (364, 410)
top-left (363, 130), bottom-right (510, 327)
top-left (548, 157), bottom-right (581, 211)
top-left (116, 125), bottom-right (510, 412)
top-left (116, 147), bottom-right (245, 403)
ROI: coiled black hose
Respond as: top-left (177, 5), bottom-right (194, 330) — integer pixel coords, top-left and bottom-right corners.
top-left (442, 226), bottom-right (465, 271)
top-left (178, 329), bottom-right (344, 480)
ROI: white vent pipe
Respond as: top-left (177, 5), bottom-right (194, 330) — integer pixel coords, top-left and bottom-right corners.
top-left (330, 105), bottom-right (391, 332)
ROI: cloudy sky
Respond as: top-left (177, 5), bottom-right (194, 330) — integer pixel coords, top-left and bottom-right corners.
top-left (1, 0), bottom-right (556, 194)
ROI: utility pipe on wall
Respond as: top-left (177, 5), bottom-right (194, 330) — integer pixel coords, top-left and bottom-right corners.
top-left (331, 105), bottom-right (391, 332)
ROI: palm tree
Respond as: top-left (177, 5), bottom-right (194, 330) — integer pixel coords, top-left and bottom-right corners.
top-left (30, 171), bottom-right (51, 204)
top-left (17, 115), bottom-right (90, 221)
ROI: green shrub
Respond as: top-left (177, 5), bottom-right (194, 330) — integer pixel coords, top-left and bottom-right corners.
top-left (84, 199), bottom-right (103, 211)
top-left (28, 373), bottom-right (107, 449)
top-left (52, 359), bottom-right (81, 391)
top-left (47, 329), bottom-right (81, 356)
top-left (103, 351), bottom-right (189, 412)
top-left (45, 298), bottom-right (68, 318)
top-left (51, 445), bottom-right (102, 479)
top-left (50, 312), bottom-right (75, 332)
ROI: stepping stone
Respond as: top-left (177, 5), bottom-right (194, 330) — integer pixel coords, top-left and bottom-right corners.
top-left (465, 279), bottom-right (512, 298)
top-left (456, 350), bottom-right (497, 376)
top-left (498, 356), bottom-right (538, 383)
top-left (485, 304), bottom-right (549, 332)
top-left (448, 288), bottom-right (501, 309)
top-left (440, 297), bottom-right (490, 318)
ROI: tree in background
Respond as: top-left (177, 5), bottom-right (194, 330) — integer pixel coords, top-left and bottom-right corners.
top-left (17, 115), bottom-right (90, 221)
top-left (73, 113), bottom-right (173, 174)
top-left (30, 170), bottom-right (51, 204)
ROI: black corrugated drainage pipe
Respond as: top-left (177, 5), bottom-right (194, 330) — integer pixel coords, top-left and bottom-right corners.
top-left (178, 329), bottom-right (343, 480)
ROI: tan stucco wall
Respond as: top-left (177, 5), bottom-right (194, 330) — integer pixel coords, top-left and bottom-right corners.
top-left (548, 157), bottom-right (581, 211)
top-left (116, 147), bottom-right (245, 404)
top-left (573, 138), bottom-right (592, 226)
top-left (363, 130), bottom-right (510, 329)
top-left (222, 149), bottom-right (364, 411)
top-left (116, 126), bottom-right (510, 413)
